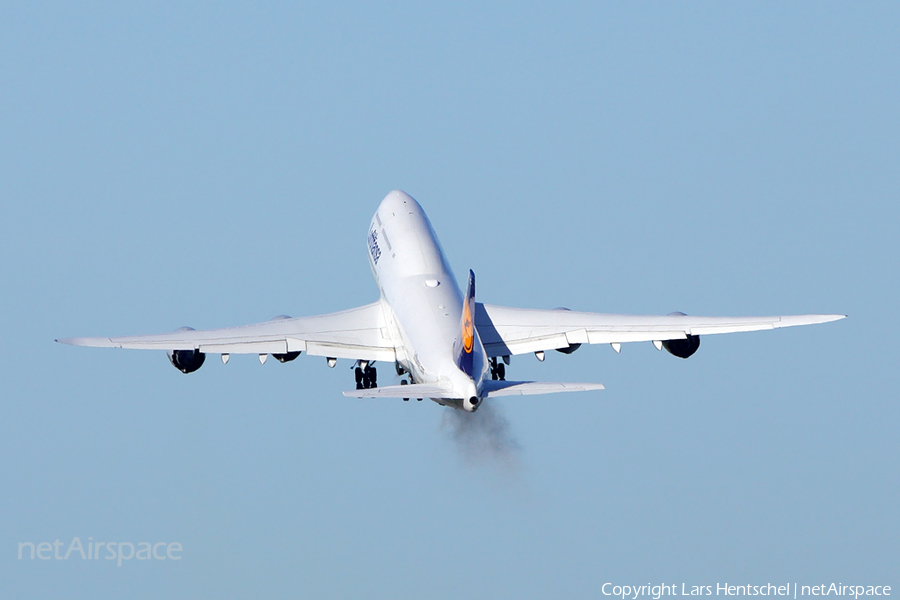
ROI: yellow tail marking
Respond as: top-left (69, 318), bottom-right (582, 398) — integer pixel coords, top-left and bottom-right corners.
top-left (462, 300), bottom-right (474, 353)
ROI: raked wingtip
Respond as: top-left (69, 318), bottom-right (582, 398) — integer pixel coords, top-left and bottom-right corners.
top-left (55, 336), bottom-right (117, 348)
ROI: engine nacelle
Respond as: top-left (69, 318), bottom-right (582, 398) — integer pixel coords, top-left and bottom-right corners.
top-left (272, 351), bottom-right (301, 363)
top-left (267, 316), bottom-right (301, 362)
top-left (556, 343), bottom-right (581, 355)
top-left (167, 326), bottom-right (205, 373)
top-left (552, 307), bottom-right (581, 354)
top-left (662, 334), bottom-right (700, 359)
top-left (168, 349), bottom-right (206, 373)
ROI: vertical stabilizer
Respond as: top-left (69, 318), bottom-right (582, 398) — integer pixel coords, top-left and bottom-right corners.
top-left (455, 269), bottom-right (476, 376)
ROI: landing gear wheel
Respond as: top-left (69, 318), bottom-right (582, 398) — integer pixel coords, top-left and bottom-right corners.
top-left (363, 365), bottom-right (377, 388)
top-left (355, 367), bottom-right (364, 389)
top-left (497, 363), bottom-right (505, 381)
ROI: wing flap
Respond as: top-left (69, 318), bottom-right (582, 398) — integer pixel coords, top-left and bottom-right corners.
top-left (689, 323), bottom-right (775, 335)
top-left (306, 342), bottom-right (396, 362)
top-left (200, 340), bottom-right (287, 354)
top-left (586, 330), bottom-right (687, 344)
top-left (489, 333), bottom-right (571, 356)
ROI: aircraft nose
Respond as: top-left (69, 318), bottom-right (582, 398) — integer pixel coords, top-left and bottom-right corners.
top-left (378, 190), bottom-right (419, 214)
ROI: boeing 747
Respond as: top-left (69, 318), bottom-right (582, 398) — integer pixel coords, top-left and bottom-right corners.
top-left (58, 190), bottom-right (845, 411)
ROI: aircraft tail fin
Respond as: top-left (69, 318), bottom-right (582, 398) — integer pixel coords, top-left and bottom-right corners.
top-left (454, 269), bottom-right (476, 376)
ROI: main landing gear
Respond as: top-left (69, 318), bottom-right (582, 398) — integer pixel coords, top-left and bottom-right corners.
top-left (354, 361), bottom-right (377, 389)
top-left (490, 357), bottom-right (507, 381)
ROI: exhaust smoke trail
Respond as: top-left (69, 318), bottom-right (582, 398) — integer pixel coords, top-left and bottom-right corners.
top-left (440, 401), bottom-right (521, 471)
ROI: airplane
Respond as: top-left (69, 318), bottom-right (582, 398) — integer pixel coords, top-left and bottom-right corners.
top-left (58, 190), bottom-right (845, 412)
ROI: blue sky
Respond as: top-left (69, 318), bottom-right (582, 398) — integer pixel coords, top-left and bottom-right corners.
top-left (1, 2), bottom-right (897, 598)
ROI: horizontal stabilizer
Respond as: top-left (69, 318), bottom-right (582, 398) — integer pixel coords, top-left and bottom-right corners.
top-left (481, 380), bottom-right (605, 398)
top-left (343, 383), bottom-right (455, 399)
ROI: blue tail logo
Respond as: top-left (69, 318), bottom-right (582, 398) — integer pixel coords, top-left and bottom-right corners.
top-left (456, 270), bottom-right (476, 376)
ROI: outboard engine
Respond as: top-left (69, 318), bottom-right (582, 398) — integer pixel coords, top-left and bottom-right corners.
top-left (663, 335), bottom-right (700, 359)
top-left (168, 349), bottom-right (206, 373)
top-left (166, 327), bottom-right (206, 373)
top-left (661, 312), bottom-right (701, 359)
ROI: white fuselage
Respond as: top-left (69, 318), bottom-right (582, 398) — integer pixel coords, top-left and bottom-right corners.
top-left (367, 191), bottom-right (488, 411)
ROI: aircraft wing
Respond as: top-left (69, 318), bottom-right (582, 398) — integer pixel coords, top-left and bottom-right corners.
top-left (475, 303), bottom-right (845, 357)
top-left (57, 302), bottom-right (397, 362)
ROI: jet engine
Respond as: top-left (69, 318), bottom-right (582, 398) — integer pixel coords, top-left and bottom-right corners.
top-left (168, 349), bottom-right (206, 373)
top-left (166, 327), bottom-right (205, 373)
top-left (662, 334), bottom-right (700, 359)
top-left (272, 351), bottom-right (301, 363)
top-left (556, 343), bottom-right (581, 355)
top-left (268, 316), bottom-right (301, 362)
top-left (553, 307), bottom-right (581, 354)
